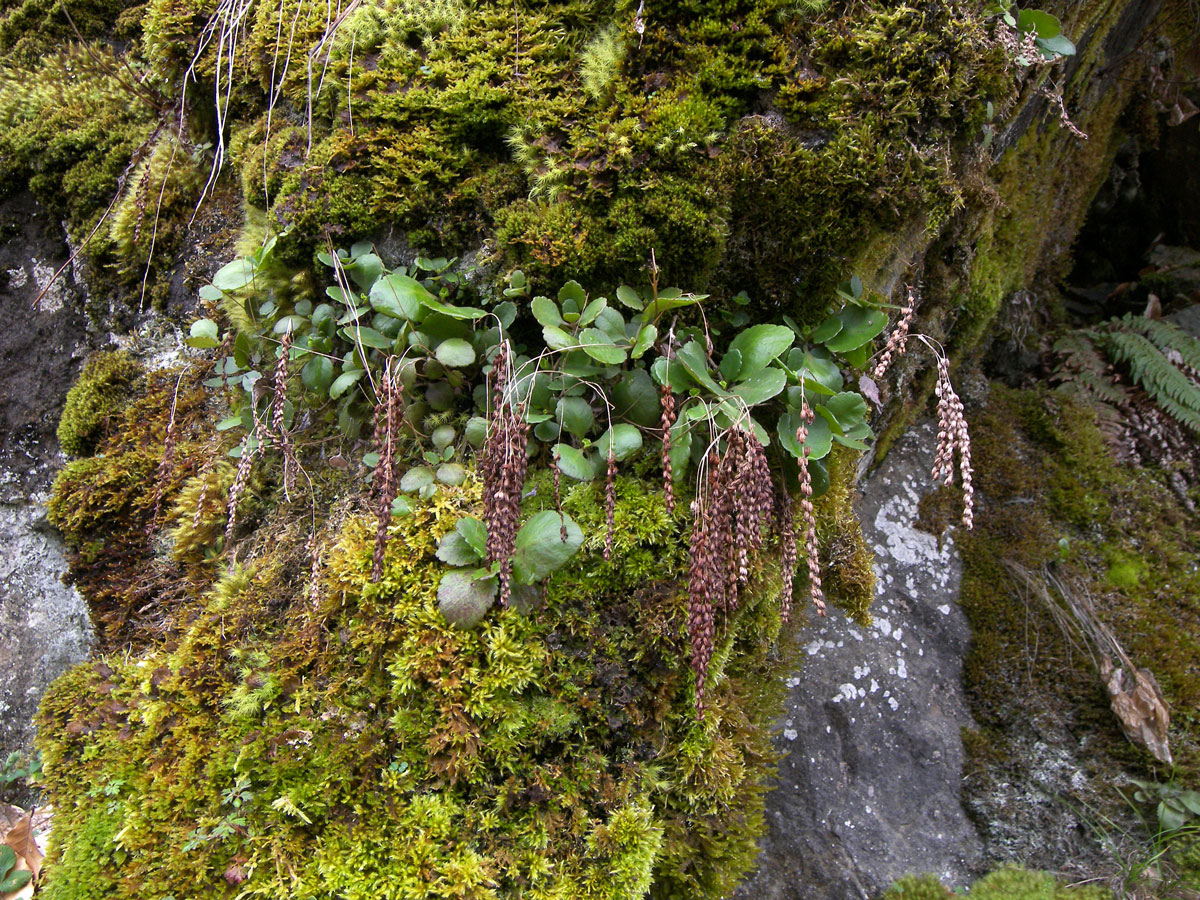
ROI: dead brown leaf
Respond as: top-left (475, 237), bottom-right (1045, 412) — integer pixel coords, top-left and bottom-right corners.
top-left (1103, 658), bottom-right (1173, 766)
top-left (3, 811), bottom-right (43, 881)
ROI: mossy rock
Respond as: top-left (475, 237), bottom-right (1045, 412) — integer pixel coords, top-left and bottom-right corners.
top-left (36, 472), bottom-right (800, 899)
top-left (881, 867), bottom-right (1112, 900)
top-left (56, 351), bottom-right (142, 457)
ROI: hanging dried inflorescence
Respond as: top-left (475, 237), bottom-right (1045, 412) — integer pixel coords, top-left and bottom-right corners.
top-left (795, 400), bottom-right (826, 616)
top-left (660, 381), bottom-right (677, 514)
top-left (777, 481), bottom-right (797, 624)
top-left (603, 449), bottom-right (617, 561)
top-left (685, 425), bottom-right (778, 715)
top-left (371, 359), bottom-right (404, 581)
top-left (480, 341), bottom-right (528, 605)
top-left (272, 328), bottom-right (299, 498)
top-left (932, 353), bottom-right (974, 530)
top-left (872, 284), bottom-right (918, 382)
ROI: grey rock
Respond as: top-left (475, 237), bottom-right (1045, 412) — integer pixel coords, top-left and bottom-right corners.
top-left (0, 192), bottom-right (94, 797)
top-left (735, 423), bottom-right (981, 900)
top-left (0, 495), bottom-right (93, 774)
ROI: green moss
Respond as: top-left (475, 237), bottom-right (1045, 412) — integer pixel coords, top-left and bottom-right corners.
top-left (0, 0), bottom-right (139, 66)
top-left (108, 135), bottom-right (204, 279)
top-left (113, 0), bottom-right (999, 312)
top-left (56, 351), bottom-right (142, 457)
top-left (48, 365), bottom-right (221, 646)
top-left (881, 866), bottom-right (1112, 900)
top-left (955, 384), bottom-right (1200, 871)
top-left (36, 467), bottom-right (799, 899)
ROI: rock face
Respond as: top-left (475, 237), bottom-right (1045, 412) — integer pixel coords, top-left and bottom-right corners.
top-left (0, 496), bottom-right (91, 763)
top-left (736, 423), bottom-right (980, 900)
top-left (0, 191), bottom-right (93, 778)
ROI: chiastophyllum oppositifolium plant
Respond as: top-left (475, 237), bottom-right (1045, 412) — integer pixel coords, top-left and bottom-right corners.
top-left (187, 240), bottom-right (916, 711)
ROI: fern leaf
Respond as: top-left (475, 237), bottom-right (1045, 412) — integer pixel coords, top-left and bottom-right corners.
top-left (1102, 331), bottom-right (1200, 433)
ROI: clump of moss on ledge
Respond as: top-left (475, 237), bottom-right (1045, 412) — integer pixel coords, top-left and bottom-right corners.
top-left (48, 363), bottom-right (219, 647)
top-left (937, 384), bottom-right (1200, 874)
top-left (36, 468), bottom-right (809, 900)
top-left (882, 866), bottom-right (1111, 899)
top-left (56, 350), bottom-right (142, 457)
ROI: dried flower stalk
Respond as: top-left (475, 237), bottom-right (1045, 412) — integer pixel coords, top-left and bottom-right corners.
top-left (777, 482), bottom-right (797, 624)
top-left (371, 359), bottom-right (404, 581)
top-left (480, 341), bottom-right (528, 605)
top-left (603, 449), bottom-right (617, 561)
top-left (272, 329), bottom-right (298, 499)
top-left (660, 382), bottom-right (677, 514)
top-left (872, 285), bottom-right (918, 382)
top-left (932, 353), bottom-right (974, 530)
top-left (795, 400), bottom-right (826, 616)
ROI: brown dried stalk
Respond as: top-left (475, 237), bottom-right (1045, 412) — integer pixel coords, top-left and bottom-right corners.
top-left (687, 453), bottom-right (720, 717)
top-left (307, 530), bottom-right (322, 608)
top-left (603, 449), bottom-right (617, 562)
top-left (872, 284), bottom-right (918, 382)
top-left (272, 329), bottom-right (298, 498)
top-left (371, 359), bottom-right (403, 582)
top-left (684, 425), bottom-right (777, 716)
top-left (660, 382), bottom-right (677, 514)
top-left (777, 482), bottom-right (797, 624)
top-left (225, 433), bottom-right (258, 549)
top-left (795, 401), bottom-right (826, 616)
top-left (931, 352), bottom-right (974, 530)
top-left (480, 341), bottom-right (528, 605)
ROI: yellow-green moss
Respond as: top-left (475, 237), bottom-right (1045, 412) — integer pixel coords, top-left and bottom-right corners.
top-left (949, 385), bottom-right (1200, 872)
top-left (56, 351), bottom-right (142, 457)
top-left (36, 464), bottom-right (800, 899)
top-left (109, 135), bottom-right (204, 274)
top-left (882, 866), bottom-right (1112, 900)
top-left (48, 364), bottom-right (220, 646)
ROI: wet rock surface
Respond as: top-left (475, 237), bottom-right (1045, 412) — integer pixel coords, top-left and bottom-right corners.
top-left (735, 423), bottom-right (981, 900)
top-left (0, 192), bottom-right (93, 775)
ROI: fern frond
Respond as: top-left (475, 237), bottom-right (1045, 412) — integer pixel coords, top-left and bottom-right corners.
top-left (1101, 331), bottom-right (1200, 433)
top-left (1112, 314), bottom-right (1200, 372)
top-left (1053, 333), bottom-right (1130, 405)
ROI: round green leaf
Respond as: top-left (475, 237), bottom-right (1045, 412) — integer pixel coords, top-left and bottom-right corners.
top-left (301, 356), bottom-right (334, 392)
top-left (824, 306), bottom-right (889, 353)
top-left (631, 323), bottom-right (657, 360)
top-left (437, 463), bottom-right (467, 486)
top-left (435, 338), bottom-right (476, 368)
top-left (810, 314), bottom-right (844, 344)
top-left (456, 516), bottom-right (488, 559)
top-left (731, 367), bottom-right (786, 406)
top-left (554, 444), bottom-right (596, 481)
top-left (369, 273), bottom-right (430, 321)
top-left (726, 324), bottom-right (795, 379)
top-left (1018, 7), bottom-right (1061, 37)
top-left (432, 425), bottom-right (456, 450)
top-left (597, 424), bottom-right (643, 461)
top-left (437, 529), bottom-right (483, 566)
top-left (212, 257), bottom-right (256, 291)
top-left (579, 328), bottom-right (627, 365)
top-left (329, 368), bottom-right (365, 399)
top-left (531, 296), bottom-right (564, 327)
top-left (186, 318), bottom-right (221, 349)
top-left (558, 280), bottom-right (587, 306)
top-left (400, 466), bottom-right (435, 493)
top-left (465, 416), bottom-right (489, 448)
top-left (612, 369), bottom-right (661, 427)
top-left (777, 410), bottom-right (832, 461)
top-left (438, 570), bottom-right (497, 628)
top-left (511, 511), bottom-right (584, 584)
top-left (557, 396), bottom-right (594, 438)
top-left (615, 284), bottom-right (644, 310)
